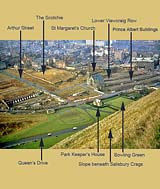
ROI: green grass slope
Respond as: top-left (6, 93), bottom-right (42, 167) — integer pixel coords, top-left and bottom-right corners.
top-left (52, 89), bottom-right (160, 149)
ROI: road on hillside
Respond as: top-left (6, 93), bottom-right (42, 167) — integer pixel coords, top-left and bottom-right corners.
top-left (0, 125), bottom-right (89, 149)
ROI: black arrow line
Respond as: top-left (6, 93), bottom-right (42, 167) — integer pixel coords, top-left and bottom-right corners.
top-left (18, 30), bottom-right (23, 78)
top-left (41, 20), bottom-right (46, 75)
top-left (92, 30), bottom-right (96, 71)
top-left (129, 32), bottom-right (133, 80)
top-left (107, 23), bottom-right (111, 79)
top-left (96, 108), bottom-right (100, 152)
top-left (39, 137), bottom-right (44, 161)
top-left (121, 102), bottom-right (125, 153)
top-left (108, 129), bottom-right (113, 162)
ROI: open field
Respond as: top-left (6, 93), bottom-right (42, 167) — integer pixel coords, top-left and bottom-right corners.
top-left (52, 89), bottom-right (160, 149)
top-left (55, 75), bottom-right (87, 90)
top-left (28, 68), bottom-right (74, 83)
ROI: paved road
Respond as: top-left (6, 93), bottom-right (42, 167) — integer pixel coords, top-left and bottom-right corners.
top-left (0, 125), bottom-right (89, 149)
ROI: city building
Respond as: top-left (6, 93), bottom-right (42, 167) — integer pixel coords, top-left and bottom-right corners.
top-left (132, 57), bottom-right (154, 70)
top-left (55, 61), bottom-right (66, 69)
top-left (86, 40), bottom-right (105, 47)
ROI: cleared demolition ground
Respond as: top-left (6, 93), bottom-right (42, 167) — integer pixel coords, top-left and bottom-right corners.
top-left (104, 70), bottom-right (160, 92)
top-left (6, 68), bottom-right (100, 102)
top-left (54, 85), bottom-right (99, 102)
top-left (0, 73), bottom-right (35, 109)
top-left (0, 72), bottom-right (63, 112)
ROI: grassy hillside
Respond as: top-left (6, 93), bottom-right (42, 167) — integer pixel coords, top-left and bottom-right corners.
top-left (0, 113), bottom-right (46, 136)
top-left (52, 89), bottom-right (160, 149)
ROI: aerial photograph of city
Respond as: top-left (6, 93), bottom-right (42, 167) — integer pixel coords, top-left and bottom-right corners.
top-left (0, 40), bottom-right (160, 149)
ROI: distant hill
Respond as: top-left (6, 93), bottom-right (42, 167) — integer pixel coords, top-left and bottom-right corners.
top-left (52, 89), bottom-right (160, 149)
